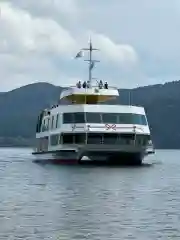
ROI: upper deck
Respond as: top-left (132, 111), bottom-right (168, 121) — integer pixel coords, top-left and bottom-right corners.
top-left (60, 84), bottom-right (119, 104)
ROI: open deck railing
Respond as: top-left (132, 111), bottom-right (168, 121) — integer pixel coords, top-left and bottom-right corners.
top-left (71, 124), bottom-right (145, 133)
top-left (68, 85), bottom-right (118, 90)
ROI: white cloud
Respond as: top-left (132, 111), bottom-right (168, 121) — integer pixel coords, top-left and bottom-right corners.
top-left (0, 1), bottom-right (79, 90)
top-left (6, 0), bottom-right (80, 20)
top-left (0, 2), bottom-right (77, 55)
top-left (0, 52), bottom-right (76, 90)
top-left (2, 0), bottom-right (180, 91)
top-left (89, 32), bottom-right (138, 65)
top-left (0, 1), bottom-right (140, 91)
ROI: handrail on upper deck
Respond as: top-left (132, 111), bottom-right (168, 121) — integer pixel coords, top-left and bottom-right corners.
top-left (68, 85), bottom-right (118, 90)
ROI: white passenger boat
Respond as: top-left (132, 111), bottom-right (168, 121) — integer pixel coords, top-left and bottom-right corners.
top-left (32, 40), bottom-right (155, 165)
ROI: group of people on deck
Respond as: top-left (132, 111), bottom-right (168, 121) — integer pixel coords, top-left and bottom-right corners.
top-left (76, 80), bottom-right (108, 89)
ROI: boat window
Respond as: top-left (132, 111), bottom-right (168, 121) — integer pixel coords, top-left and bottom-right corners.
top-left (135, 134), bottom-right (150, 145)
top-left (118, 113), bottom-right (133, 124)
top-left (141, 115), bottom-right (147, 125)
top-left (117, 113), bottom-right (148, 125)
top-left (101, 113), bottom-right (118, 124)
top-left (131, 114), bottom-right (147, 125)
top-left (62, 112), bottom-right (147, 125)
top-left (42, 118), bottom-right (50, 131)
top-left (120, 134), bottom-right (135, 145)
top-left (87, 133), bottom-right (103, 144)
top-left (74, 133), bottom-right (86, 144)
top-left (56, 114), bottom-right (59, 128)
top-left (62, 133), bottom-right (74, 144)
top-left (51, 116), bottom-right (54, 129)
top-left (86, 112), bottom-right (101, 123)
top-left (47, 118), bottom-right (50, 131)
top-left (61, 133), bottom-right (86, 144)
top-left (63, 113), bottom-right (74, 124)
top-left (123, 133), bottom-right (135, 139)
top-left (74, 112), bottom-right (85, 123)
top-left (41, 119), bottom-right (46, 132)
top-left (37, 113), bottom-right (44, 133)
top-left (50, 134), bottom-right (60, 146)
top-left (103, 133), bottom-right (118, 144)
top-left (57, 114), bottom-right (61, 128)
top-left (132, 114), bottom-right (141, 125)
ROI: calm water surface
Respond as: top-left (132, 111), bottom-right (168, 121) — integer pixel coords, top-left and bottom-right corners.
top-left (0, 148), bottom-right (180, 239)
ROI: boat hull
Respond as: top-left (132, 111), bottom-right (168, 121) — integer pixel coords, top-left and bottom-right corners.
top-left (32, 144), bottom-right (154, 165)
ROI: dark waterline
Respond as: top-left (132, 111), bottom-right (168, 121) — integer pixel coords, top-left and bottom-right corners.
top-left (0, 148), bottom-right (180, 239)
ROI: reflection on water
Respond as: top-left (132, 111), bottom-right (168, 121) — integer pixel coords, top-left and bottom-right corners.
top-left (0, 148), bottom-right (180, 239)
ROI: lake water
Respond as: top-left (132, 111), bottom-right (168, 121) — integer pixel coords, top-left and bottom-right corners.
top-left (0, 148), bottom-right (180, 239)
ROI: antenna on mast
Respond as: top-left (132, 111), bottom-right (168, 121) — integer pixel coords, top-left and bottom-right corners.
top-left (75, 36), bottom-right (100, 85)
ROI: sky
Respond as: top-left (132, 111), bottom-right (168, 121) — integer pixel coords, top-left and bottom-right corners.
top-left (1, 0), bottom-right (180, 91)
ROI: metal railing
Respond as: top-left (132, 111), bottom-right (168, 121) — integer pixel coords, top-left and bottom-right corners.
top-left (68, 85), bottom-right (118, 90)
top-left (71, 124), bottom-right (144, 132)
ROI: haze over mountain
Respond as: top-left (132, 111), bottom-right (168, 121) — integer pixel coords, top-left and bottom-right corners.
top-left (0, 80), bottom-right (179, 148)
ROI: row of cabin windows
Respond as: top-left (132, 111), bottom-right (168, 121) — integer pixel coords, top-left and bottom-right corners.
top-left (49, 133), bottom-right (150, 146)
top-left (63, 112), bottom-right (148, 125)
top-left (41, 114), bottom-right (60, 132)
top-left (38, 112), bottom-right (148, 133)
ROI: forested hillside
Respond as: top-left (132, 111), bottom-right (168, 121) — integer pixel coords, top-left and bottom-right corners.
top-left (0, 81), bottom-right (180, 148)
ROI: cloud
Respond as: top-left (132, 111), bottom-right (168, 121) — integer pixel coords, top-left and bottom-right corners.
top-left (1, 0), bottom-right (180, 91)
top-left (0, 2), bottom-right (77, 55)
top-left (90, 32), bottom-right (138, 64)
top-left (0, 1), bottom-right (139, 91)
top-left (5, 0), bottom-right (80, 20)
top-left (78, 0), bottom-right (180, 84)
top-left (0, 1), bottom-right (79, 90)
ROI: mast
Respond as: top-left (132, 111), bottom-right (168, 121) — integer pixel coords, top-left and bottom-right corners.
top-left (82, 38), bottom-right (100, 85)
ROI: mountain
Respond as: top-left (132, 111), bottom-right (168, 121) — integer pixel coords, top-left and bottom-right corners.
top-left (0, 80), bottom-right (180, 148)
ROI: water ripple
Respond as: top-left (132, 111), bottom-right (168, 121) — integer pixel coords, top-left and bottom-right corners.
top-left (0, 148), bottom-right (180, 239)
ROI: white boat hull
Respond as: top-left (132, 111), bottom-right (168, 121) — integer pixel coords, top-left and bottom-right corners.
top-left (32, 143), bottom-right (154, 165)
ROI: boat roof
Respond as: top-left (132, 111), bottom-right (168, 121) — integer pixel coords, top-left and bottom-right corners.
top-left (45, 104), bottom-right (146, 117)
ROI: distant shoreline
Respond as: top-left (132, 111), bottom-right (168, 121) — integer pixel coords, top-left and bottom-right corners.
top-left (0, 146), bottom-right (32, 148)
top-left (0, 137), bottom-right (34, 148)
